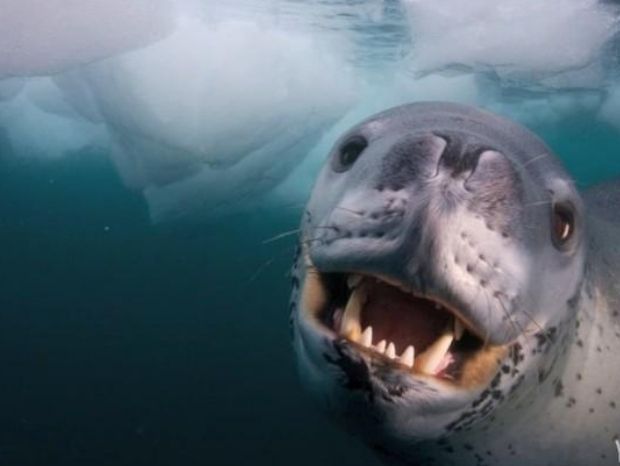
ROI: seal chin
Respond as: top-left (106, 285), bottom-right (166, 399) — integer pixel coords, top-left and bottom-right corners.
top-left (300, 259), bottom-right (508, 390)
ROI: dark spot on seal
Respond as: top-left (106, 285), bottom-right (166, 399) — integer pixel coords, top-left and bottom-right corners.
top-left (509, 375), bottom-right (525, 396)
top-left (554, 379), bottom-right (564, 397)
top-left (324, 340), bottom-right (373, 401)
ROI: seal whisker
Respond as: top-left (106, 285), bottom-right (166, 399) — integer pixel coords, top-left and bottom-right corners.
top-left (247, 257), bottom-right (277, 283)
top-left (245, 243), bottom-right (303, 284)
top-left (522, 200), bottom-right (552, 208)
top-left (494, 291), bottom-right (527, 339)
top-left (480, 287), bottom-right (494, 346)
top-left (519, 306), bottom-right (549, 337)
top-left (264, 226), bottom-right (340, 245)
top-left (335, 206), bottom-right (366, 216)
top-left (262, 228), bottom-right (302, 244)
top-left (520, 152), bottom-right (551, 168)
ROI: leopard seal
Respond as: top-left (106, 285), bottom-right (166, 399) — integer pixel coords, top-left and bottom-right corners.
top-left (289, 102), bottom-right (620, 465)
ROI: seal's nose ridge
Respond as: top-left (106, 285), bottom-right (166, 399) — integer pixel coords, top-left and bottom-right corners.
top-left (434, 133), bottom-right (497, 181)
top-left (375, 133), bottom-right (447, 191)
top-left (374, 132), bottom-right (503, 192)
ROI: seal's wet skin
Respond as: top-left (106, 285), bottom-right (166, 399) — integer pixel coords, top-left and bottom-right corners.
top-left (290, 102), bottom-right (620, 465)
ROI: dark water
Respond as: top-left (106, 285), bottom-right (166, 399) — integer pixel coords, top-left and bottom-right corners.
top-left (0, 149), bottom-right (383, 465)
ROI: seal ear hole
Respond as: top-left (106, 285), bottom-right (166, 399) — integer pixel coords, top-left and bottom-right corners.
top-left (551, 201), bottom-right (576, 249)
top-left (333, 135), bottom-right (367, 172)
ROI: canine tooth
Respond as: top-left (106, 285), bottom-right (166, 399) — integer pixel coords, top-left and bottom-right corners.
top-left (347, 274), bottom-right (363, 289)
top-left (301, 268), bottom-right (328, 318)
top-left (399, 346), bottom-right (415, 368)
top-left (454, 317), bottom-right (464, 341)
top-left (415, 332), bottom-right (454, 375)
top-left (340, 285), bottom-right (366, 340)
top-left (385, 342), bottom-right (396, 359)
top-left (375, 340), bottom-right (387, 353)
top-left (361, 326), bottom-right (373, 347)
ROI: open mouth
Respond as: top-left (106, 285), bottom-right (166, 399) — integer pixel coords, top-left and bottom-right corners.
top-left (302, 265), bottom-right (507, 387)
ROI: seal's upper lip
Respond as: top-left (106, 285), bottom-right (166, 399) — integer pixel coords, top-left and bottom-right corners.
top-left (301, 262), bottom-right (507, 387)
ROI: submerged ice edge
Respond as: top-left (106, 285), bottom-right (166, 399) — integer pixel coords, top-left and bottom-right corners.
top-left (1, 0), bottom-right (620, 222)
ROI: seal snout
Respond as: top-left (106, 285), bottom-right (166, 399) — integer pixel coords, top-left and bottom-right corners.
top-left (293, 103), bottom-right (592, 460)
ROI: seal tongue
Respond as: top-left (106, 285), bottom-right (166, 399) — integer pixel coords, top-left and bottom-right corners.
top-left (361, 280), bottom-right (451, 355)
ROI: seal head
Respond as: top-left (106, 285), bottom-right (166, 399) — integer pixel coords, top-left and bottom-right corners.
top-left (290, 102), bottom-right (586, 461)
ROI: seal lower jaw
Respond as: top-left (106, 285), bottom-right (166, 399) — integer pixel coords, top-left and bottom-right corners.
top-left (302, 263), bottom-right (508, 389)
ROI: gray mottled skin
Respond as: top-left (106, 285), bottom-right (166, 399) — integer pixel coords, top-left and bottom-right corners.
top-left (290, 102), bottom-right (620, 465)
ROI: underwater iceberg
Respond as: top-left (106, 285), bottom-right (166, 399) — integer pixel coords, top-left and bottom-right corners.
top-left (0, 0), bottom-right (619, 221)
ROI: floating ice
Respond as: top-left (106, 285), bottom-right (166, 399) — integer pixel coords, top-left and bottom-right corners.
top-left (72, 17), bottom-right (356, 218)
top-left (0, 6), bottom-right (356, 220)
top-left (403, 0), bottom-right (620, 90)
top-left (0, 0), bottom-right (619, 222)
top-left (0, 78), bottom-right (107, 159)
top-left (0, 0), bottom-right (174, 78)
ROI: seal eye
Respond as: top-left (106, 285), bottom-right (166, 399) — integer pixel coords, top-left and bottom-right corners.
top-left (334, 136), bottom-right (367, 172)
top-left (552, 202), bottom-right (575, 248)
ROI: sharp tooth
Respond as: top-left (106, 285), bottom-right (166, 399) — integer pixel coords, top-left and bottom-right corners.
top-left (399, 346), bottom-right (415, 368)
top-left (454, 317), bottom-right (464, 341)
top-left (385, 342), bottom-right (396, 359)
top-left (415, 332), bottom-right (454, 375)
top-left (361, 326), bottom-right (373, 347)
top-left (375, 340), bottom-right (387, 353)
top-left (340, 285), bottom-right (366, 341)
top-left (347, 274), bottom-right (363, 289)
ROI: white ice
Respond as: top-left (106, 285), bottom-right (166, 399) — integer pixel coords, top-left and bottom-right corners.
top-left (402, 0), bottom-right (619, 89)
top-left (0, 0), bottom-right (174, 78)
top-left (0, 0), bottom-right (619, 221)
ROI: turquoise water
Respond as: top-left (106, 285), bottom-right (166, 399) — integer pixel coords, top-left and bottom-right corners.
top-left (0, 151), bottom-right (379, 465)
top-left (1, 1), bottom-right (620, 465)
top-left (0, 149), bottom-right (387, 465)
